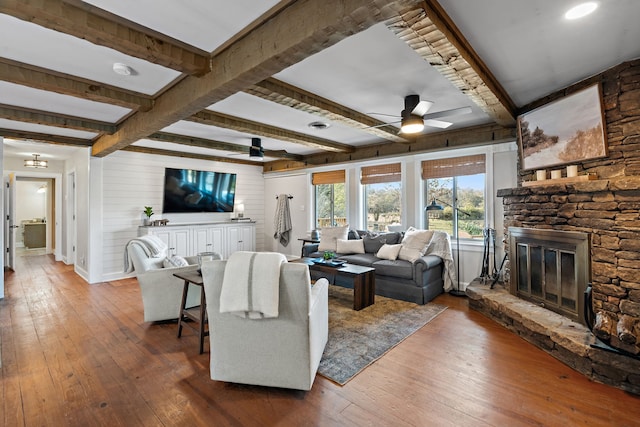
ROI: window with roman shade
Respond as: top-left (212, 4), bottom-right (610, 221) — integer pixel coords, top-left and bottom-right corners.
top-left (361, 163), bottom-right (402, 231)
top-left (422, 154), bottom-right (486, 239)
top-left (312, 170), bottom-right (346, 228)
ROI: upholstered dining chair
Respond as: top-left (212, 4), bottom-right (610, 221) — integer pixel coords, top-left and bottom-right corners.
top-left (201, 252), bottom-right (329, 391)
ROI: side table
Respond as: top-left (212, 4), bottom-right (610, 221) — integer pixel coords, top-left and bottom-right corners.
top-left (297, 238), bottom-right (320, 257)
top-left (174, 270), bottom-right (208, 354)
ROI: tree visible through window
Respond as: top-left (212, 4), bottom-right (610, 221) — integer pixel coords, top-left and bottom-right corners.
top-left (361, 163), bottom-right (402, 231)
top-left (312, 170), bottom-right (346, 228)
top-left (422, 155), bottom-right (486, 240)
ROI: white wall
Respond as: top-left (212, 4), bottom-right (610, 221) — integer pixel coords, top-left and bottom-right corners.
top-left (263, 142), bottom-right (518, 288)
top-left (95, 150), bottom-right (266, 282)
top-left (263, 172), bottom-right (311, 257)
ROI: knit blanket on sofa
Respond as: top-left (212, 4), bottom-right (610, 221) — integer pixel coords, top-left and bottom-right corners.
top-left (424, 231), bottom-right (456, 292)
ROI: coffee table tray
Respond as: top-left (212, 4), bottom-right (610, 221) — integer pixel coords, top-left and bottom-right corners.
top-left (312, 258), bottom-right (346, 267)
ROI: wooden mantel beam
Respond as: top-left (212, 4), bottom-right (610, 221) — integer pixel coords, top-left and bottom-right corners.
top-left (90, 0), bottom-right (422, 157)
top-left (0, 0), bottom-right (210, 76)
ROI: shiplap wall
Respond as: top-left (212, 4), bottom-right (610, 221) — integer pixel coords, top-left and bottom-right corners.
top-left (99, 151), bottom-right (265, 281)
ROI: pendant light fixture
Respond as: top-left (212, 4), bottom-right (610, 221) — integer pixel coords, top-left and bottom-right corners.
top-left (24, 154), bottom-right (48, 169)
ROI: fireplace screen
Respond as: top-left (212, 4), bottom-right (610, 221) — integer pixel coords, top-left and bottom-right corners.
top-left (510, 227), bottom-right (590, 323)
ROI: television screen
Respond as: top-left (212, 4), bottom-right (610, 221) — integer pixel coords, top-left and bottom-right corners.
top-left (163, 168), bottom-right (237, 213)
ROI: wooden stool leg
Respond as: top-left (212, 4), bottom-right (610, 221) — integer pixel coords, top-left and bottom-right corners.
top-left (177, 281), bottom-right (189, 338)
top-left (198, 286), bottom-right (207, 354)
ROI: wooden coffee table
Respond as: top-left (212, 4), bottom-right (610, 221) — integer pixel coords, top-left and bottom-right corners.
top-left (299, 258), bottom-right (375, 310)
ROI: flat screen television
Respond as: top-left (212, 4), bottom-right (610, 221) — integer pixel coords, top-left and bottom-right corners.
top-left (163, 167), bottom-right (237, 213)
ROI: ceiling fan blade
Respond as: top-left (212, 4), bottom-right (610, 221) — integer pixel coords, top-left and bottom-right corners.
top-left (423, 106), bottom-right (472, 120)
top-left (423, 119), bottom-right (453, 129)
top-left (411, 100), bottom-right (433, 117)
top-left (404, 94), bottom-right (433, 117)
top-left (367, 112), bottom-right (401, 118)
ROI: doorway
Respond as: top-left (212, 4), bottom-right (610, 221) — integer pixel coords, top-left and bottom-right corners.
top-left (4, 171), bottom-right (63, 269)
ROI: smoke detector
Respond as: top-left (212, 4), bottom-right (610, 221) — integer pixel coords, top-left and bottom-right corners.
top-left (112, 62), bottom-right (133, 76)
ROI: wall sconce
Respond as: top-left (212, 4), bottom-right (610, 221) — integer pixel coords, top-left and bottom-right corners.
top-left (25, 154), bottom-right (48, 168)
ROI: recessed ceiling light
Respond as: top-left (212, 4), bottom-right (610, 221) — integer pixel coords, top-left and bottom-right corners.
top-left (308, 121), bottom-right (330, 130)
top-left (564, 2), bottom-right (598, 20)
top-left (112, 62), bottom-right (133, 76)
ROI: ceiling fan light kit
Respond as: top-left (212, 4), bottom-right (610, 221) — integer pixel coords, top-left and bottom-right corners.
top-left (400, 114), bottom-right (424, 134)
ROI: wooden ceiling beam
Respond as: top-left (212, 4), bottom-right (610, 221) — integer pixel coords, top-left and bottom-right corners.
top-left (245, 78), bottom-right (408, 143)
top-left (122, 145), bottom-right (261, 167)
top-left (386, 2), bottom-right (516, 126)
top-left (0, 104), bottom-right (115, 133)
top-left (0, 128), bottom-right (93, 147)
top-left (90, 0), bottom-right (422, 157)
top-left (0, 0), bottom-right (210, 76)
top-left (0, 58), bottom-right (153, 111)
top-left (187, 110), bottom-right (354, 153)
top-left (148, 131), bottom-right (303, 161)
top-left (263, 123), bottom-right (516, 172)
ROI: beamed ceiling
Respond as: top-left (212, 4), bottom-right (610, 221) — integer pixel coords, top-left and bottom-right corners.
top-left (1, 0), bottom-right (639, 172)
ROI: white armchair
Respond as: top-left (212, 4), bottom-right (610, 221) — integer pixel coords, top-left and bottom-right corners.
top-left (126, 239), bottom-right (220, 322)
top-left (201, 258), bottom-right (329, 391)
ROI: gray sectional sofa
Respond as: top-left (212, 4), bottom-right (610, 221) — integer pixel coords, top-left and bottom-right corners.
top-left (302, 230), bottom-right (444, 305)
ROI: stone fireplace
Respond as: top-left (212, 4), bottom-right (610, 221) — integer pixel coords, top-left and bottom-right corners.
top-left (468, 59), bottom-right (640, 395)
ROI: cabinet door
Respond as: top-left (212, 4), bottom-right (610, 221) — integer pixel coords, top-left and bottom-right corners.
top-left (152, 229), bottom-right (172, 249)
top-left (227, 226), bottom-right (241, 256)
top-left (227, 224), bottom-right (255, 255)
top-left (172, 228), bottom-right (192, 256)
top-left (193, 227), bottom-right (209, 255)
top-left (239, 225), bottom-right (255, 251)
top-left (209, 226), bottom-right (225, 257)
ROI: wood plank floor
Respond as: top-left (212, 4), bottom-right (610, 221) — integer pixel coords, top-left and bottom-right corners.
top-left (2, 254), bottom-right (639, 426)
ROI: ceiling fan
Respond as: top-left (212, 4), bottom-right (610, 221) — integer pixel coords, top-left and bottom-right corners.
top-left (372, 95), bottom-right (473, 134)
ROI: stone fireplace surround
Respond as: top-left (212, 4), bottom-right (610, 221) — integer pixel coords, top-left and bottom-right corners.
top-left (466, 60), bottom-right (640, 395)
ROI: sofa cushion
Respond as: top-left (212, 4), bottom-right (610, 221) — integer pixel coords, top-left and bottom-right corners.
top-left (399, 227), bottom-right (434, 262)
top-left (318, 225), bottom-right (349, 252)
top-left (376, 243), bottom-right (402, 261)
top-left (336, 238), bottom-right (365, 254)
top-left (337, 253), bottom-right (379, 267)
top-left (163, 255), bottom-right (189, 268)
top-left (362, 231), bottom-right (402, 253)
top-left (348, 229), bottom-right (361, 240)
top-left (372, 259), bottom-right (414, 280)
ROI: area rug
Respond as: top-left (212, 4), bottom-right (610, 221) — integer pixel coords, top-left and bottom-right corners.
top-left (318, 286), bottom-right (447, 385)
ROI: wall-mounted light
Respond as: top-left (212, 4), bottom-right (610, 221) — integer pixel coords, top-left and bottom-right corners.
top-left (24, 154), bottom-right (48, 168)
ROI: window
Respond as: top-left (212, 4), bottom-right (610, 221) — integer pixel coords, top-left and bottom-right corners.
top-left (312, 170), bottom-right (346, 228)
top-left (361, 163), bottom-right (401, 231)
top-left (422, 155), bottom-right (485, 240)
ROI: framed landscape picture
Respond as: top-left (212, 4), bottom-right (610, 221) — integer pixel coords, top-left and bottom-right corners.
top-left (517, 83), bottom-right (607, 171)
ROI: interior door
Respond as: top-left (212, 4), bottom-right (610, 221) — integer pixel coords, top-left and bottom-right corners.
top-left (5, 173), bottom-right (17, 270)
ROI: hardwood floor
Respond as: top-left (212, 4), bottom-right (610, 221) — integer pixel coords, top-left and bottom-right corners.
top-left (2, 254), bottom-right (639, 427)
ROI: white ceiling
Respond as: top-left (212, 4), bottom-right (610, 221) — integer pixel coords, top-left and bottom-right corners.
top-left (2, 1), bottom-right (639, 164)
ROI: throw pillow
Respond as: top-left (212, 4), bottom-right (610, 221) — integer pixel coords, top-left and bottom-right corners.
top-left (399, 227), bottom-right (435, 262)
top-left (376, 243), bottom-right (402, 261)
top-left (336, 238), bottom-right (365, 254)
top-left (318, 225), bottom-right (349, 252)
top-left (163, 255), bottom-right (189, 268)
top-left (362, 231), bottom-right (402, 253)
